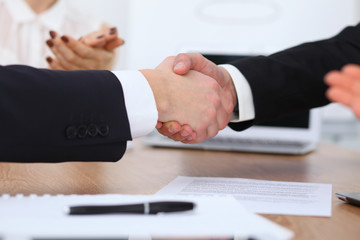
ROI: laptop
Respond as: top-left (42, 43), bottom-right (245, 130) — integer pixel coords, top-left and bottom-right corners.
top-left (143, 53), bottom-right (321, 155)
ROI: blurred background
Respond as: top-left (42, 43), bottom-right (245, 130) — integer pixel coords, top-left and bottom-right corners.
top-left (73, 0), bottom-right (360, 152)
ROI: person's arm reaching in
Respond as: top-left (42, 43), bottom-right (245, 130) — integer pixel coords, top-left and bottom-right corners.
top-left (160, 24), bottom-right (360, 142)
top-left (325, 64), bottom-right (360, 119)
top-left (0, 55), bottom-right (234, 162)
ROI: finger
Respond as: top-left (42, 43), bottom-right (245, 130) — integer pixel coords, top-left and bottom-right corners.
top-left (173, 53), bottom-right (203, 75)
top-left (157, 121), bottom-right (182, 137)
top-left (47, 39), bottom-right (85, 70)
top-left (104, 27), bottom-right (119, 43)
top-left (192, 131), bottom-right (207, 144)
top-left (181, 132), bottom-right (197, 144)
top-left (47, 32), bottom-right (91, 70)
top-left (47, 39), bottom-right (78, 70)
top-left (173, 53), bottom-right (222, 79)
top-left (352, 100), bottom-right (360, 119)
top-left (173, 53), bottom-right (230, 89)
top-left (324, 70), bottom-right (340, 85)
top-left (342, 64), bottom-right (360, 78)
top-left (60, 35), bottom-right (99, 59)
top-left (173, 53), bottom-right (215, 75)
top-left (46, 57), bottom-right (64, 70)
top-left (81, 32), bottom-right (108, 47)
top-left (81, 27), bottom-right (118, 48)
top-left (191, 121), bottom-right (215, 144)
top-left (96, 27), bottom-right (120, 48)
top-left (327, 86), bottom-right (360, 119)
top-left (325, 71), bottom-right (359, 92)
top-left (49, 31), bottom-right (71, 54)
top-left (167, 124), bottom-right (193, 142)
top-left (206, 121), bottom-right (220, 141)
top-left (90, 35), bottom-right (107, 48)
top-left (341, 65), bottom-right (360, 95)
top-left (156, 121), bottom-right (163, 129)
top-left (104, 38), bottom-right (125, 51)
top-left (326, 87), bottom-right (353, 106)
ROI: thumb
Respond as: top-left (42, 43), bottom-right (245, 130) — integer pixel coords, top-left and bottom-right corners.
top-left (173, 53), bottom-right (198, 75)
top-left (173, 53), bottom-right (228, 87)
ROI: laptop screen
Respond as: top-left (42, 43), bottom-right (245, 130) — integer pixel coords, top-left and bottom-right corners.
top-left (203, 54), bottom-right (310, 129)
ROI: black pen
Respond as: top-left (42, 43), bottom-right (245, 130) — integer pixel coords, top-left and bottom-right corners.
top-left (66, 201), bottom-right (195, 215)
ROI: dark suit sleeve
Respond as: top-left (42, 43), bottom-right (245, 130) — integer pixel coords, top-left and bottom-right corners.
top-left (0, 65), bottom-right (132, 163)
top-left (228, 24), bottom-right (360, 131)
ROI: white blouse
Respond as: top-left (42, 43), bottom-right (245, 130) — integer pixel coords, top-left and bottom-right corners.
top-left (0, 0), bottom-right (102, 68)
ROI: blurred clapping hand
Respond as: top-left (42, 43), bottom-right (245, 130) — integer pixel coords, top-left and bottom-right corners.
top-left (326, 64), bottom-right (360, 119)
top-left (45, 27), bottom-right (124, 70)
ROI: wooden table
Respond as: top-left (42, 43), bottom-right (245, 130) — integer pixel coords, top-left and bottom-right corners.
top-left (1, 140), bottom-right (360, 239)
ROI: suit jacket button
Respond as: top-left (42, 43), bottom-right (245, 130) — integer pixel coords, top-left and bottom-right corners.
top-left (77, 125), bottom-right (87, 138)
top-left (87, 124), bottom-right (98, 137)
top-left (66, 126), bottom-right (77, 139)
top-left (98, 124), bottom-right (110, 137)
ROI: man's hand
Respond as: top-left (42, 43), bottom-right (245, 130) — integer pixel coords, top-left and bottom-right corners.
top-left (157, 53), bottom-right (237, 143)
top-left (325, 64), bottom-right (360, 119)
top-left (141, 56), bottom-right (234, 144)
top-left (45, 27), bottom-right (124, 70)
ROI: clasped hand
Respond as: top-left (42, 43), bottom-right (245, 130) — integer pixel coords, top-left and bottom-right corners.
top-left (145, 54), bottom-right (237, 144)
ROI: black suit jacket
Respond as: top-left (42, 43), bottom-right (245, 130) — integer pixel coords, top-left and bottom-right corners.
top-left (0, 65), bottom-right (131, 162)
top-left (229, 24), bottom-right (360, 131)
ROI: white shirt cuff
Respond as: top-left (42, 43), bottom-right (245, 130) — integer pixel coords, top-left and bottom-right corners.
top-left (112, 71), bottom-right (158, 139)
top-left (220, 64), bottom-right (255, 122)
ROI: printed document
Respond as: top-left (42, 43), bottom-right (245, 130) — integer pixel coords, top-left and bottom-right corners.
top-left (157, 176), bottom-right (332, 217)
top-left (0, 194), bottom-right (293, 240)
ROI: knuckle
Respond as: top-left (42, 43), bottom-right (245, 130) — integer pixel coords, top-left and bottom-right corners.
top-left (206, 93), bottom-right (221, 108)
top-left (177, 53), bottom-right (187, 60)
top-left (165, 56), bottom-right (175, 62)
top-left (224, 102), bottom-right (234, 116)
top-left (209, 81), bottom-right (220, 92)
top-left (80, 49), bottom-right (91, 57)
top-left (213, 96), bottom-right (221, 108)
top-left (205, 108), bottom-right (217, 120)
top-left (65, 54), bottom-right (76, 63)
top-left (157, 129), bottom-right (168, 136)
top-left (194, 52), bottom-right (203, 61)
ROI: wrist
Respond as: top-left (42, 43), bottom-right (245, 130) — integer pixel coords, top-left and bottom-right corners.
top-left (139, 69), bottom-right (169, 120)
top-left (219, 66), bottom-right (237, 110)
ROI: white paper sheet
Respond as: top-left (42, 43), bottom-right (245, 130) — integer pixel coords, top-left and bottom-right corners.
top-left (157, 176), bottom-right (332, 217)
top-left (0, 194), bottom-right (293, 240)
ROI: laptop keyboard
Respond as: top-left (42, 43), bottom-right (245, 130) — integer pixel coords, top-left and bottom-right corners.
top-left (143, 131), bottom-right (313, 154)
top-left (205, 137), bottom-right (306, 148)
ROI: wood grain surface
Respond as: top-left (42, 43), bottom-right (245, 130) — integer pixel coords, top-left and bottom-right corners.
top-left (0, 140), bottom-right (359, 239)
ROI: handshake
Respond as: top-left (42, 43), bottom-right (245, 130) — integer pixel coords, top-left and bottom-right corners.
top-left (44, 26), bottom-right (236, 144)
top-left (141, 53), bottom-right (237, 144)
